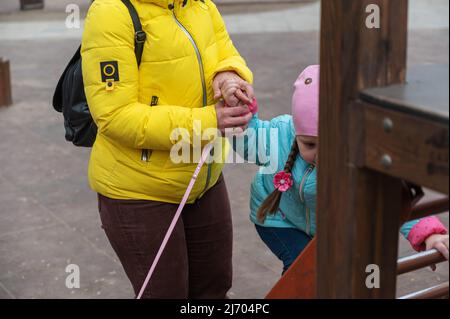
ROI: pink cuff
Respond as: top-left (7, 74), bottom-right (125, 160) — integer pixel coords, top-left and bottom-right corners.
top-left (407, 216), bottom-right (448, 252)
top-left (248, 98), bottom-right (258, 115)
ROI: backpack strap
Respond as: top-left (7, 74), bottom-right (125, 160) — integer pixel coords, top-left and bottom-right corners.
top-left (121, 0), bottom-right (146, 66)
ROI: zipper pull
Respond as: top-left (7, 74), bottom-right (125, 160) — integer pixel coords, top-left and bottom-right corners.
top-left (141, 149), bottom-right (149, 162)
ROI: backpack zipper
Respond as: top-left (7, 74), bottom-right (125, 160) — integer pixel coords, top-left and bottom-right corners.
top-left (171, 4), bottom-right (212, 197)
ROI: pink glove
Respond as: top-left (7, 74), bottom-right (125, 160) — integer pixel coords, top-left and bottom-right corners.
top-left (247, 98), bottom-right (258, 115)
top-left (408, 216), bottom-right (448, 252)
top-left (224, 98), bottom-right (258, 114)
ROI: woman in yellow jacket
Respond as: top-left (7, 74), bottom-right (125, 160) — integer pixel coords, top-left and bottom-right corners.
top-left (81, 0), bottom-right (254, 298)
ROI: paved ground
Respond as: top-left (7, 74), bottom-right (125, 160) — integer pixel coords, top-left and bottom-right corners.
top-left (0, 0), bottom-right (448, 299)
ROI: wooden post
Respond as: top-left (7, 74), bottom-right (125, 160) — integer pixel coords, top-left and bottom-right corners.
top-left (317, 0), bottom-right (409, 298)
top-left (19, 0), bottom-right (44, 10)
top-left (0, 58), bottom-right (12, 107)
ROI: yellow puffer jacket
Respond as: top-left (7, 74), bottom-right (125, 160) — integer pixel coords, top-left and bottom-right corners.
top-left (81, 0), bottom-right (253, 203)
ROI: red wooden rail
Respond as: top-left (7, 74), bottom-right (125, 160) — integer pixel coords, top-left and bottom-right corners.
top-left (266, 239), bottom-right (316, 299)
top-left (266, 199), bottom-right (448, 299)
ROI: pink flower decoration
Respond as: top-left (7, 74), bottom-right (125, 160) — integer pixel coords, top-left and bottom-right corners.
top-left (273, 171), bottom-right (293, 192)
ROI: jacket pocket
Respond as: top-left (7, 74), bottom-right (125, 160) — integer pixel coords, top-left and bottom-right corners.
top-left (139, 92), bottom-right (160, 163)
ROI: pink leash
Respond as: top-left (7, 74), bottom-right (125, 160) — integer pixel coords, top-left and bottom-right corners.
top-left (136, 98), bottom-right (258, 299)
top-left (136, 143), bottom-right (214, 299)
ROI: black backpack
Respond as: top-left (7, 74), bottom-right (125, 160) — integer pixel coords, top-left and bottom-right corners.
top-left (52, 0), bottom-right (146, 147)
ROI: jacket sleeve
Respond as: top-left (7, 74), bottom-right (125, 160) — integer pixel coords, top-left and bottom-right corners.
top-left (208, 1), bottom-right (253, 84)
top-left (400, 216), bottom-right (448, 252)
top-left (233, 114), bottom-right (293, 167)
top-left (81, 2), bottom-right (217, 151)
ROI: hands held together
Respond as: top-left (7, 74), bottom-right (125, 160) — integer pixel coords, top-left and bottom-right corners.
top-left (212, 71), bottom-right (256, 135)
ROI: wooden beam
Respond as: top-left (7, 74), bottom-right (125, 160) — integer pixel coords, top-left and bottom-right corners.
top-left (19, 0), bottom-right (44, 11)
top-left (410, 197), bottom-right (449, 221)
top-left (0, 58), bottom-right (12, 107)
top-left (363, 102), bottom-right (449, 194)
top-left (266, 239), bottom-right (316, 299)
top-left (317, 0), bottom-right (408, 298)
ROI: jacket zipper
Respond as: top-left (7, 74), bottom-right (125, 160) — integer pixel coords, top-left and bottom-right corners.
top-left (171, 7), bottom-right (207, 106)
top-left (141, 149), bottom-right (150, 162)
top-left (141, 96), bottom-right (160, 162)
top-left (299, 165), bottom-right (314, 235)
top-left (305, 207), bottom-right (311, 236)
top-left (171, 5), bottom-right (212, 197)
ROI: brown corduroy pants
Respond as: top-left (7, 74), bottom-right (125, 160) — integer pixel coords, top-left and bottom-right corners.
top-left (97, 175), bottom-right (233, 299)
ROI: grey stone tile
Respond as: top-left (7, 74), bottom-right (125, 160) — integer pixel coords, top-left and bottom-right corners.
top-left (0, 222), bottom-right (133, 299)
top-left (0, 189), bottom-right (57, 239)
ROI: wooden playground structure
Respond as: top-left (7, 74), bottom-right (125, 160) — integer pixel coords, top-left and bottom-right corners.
top-left (267, 0), bottom-right (449, 299)
top-left (19, 0), bottom-right (44, 11)
top-left (1, 1), bottom-right (45, 103)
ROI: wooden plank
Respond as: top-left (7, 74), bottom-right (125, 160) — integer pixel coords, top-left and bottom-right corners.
top-left (266, 239), bottom-right (316, 299)
top-left (20, 0), bottom-right (44, 10)
top-left (0, 58), bottom-right (13, 107)
top-left (364, 102), bottom-right (449, 194)
top-left (361, 65), bottom-right (449, 125)
top-left (317, 0), bottom-right (408, 298)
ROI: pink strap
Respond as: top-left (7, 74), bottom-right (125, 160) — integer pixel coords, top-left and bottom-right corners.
top-left (136, 143), bottom-right (214, 299)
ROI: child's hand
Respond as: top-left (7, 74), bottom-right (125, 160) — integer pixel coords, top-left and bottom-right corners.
top-left (221, 79), bottom-right (252, 108)
top-left (425, 234), bottom-right (449, 270)
top-left (213, 71), bottom-right (254, 107)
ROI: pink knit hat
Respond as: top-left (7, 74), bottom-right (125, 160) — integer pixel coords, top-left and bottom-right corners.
top-left (292, 65), bottom-right (320, 136)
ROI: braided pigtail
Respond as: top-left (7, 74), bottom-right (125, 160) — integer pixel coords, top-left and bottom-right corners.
top-left (256, 140), bottom-right (299, 223)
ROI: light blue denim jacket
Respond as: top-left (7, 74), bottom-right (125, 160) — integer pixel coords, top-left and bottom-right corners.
top-left (233, 113), bottom-right (419, 238)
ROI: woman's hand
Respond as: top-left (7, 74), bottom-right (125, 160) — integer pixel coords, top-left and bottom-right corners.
top-left (213, 71), bottom-right (254, 107)
top-left (424, 234), bottom-right (449, 271)
top-left (215, 100), bottom-right (252, 135)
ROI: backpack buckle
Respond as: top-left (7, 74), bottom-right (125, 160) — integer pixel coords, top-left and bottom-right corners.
top-left (135, 31), bottom-right (146, 44)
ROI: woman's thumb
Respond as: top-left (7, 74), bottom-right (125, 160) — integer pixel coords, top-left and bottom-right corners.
top-left (213, 81), bottom-right (222, 99)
